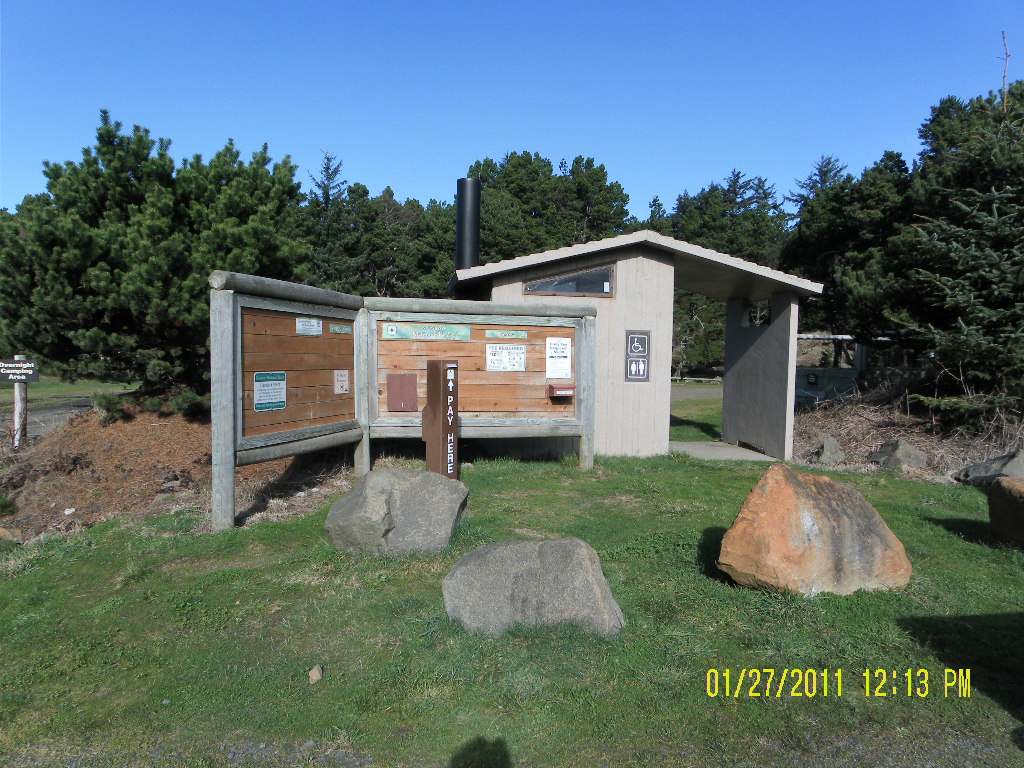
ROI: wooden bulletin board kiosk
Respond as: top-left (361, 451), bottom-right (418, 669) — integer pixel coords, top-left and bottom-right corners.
top-left (209, 272), bottom-right (366, 531)
top-left (209, 272), bottom-right (596, 531)
top-left (362, 296), bottom-right (595, 452)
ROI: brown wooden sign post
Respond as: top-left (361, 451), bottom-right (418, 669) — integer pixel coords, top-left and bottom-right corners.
top-left (422, 359), bottom-right (458, 479)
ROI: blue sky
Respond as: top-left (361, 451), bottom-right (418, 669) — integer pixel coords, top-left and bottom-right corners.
top-left (2, 1), bottom-right (1021, 217)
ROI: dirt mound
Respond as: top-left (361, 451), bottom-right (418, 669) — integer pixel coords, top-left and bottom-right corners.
top-left (0, 409), bottom-right (354, 541)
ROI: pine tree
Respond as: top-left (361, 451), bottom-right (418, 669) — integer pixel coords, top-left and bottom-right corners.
top-left (0, 112), bottom-right (306, 394)
top-left (884, 85), bottom-right (1024, 420)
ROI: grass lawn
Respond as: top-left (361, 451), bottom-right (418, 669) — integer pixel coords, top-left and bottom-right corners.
top-left (2, 454), bottom-right (1022, 766)
top-left (669, 383), bottom-right (723, 442)
top-left (0, 375), bottom-right (134, 408)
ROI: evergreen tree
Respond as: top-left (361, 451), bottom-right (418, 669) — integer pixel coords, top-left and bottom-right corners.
top-left (882, 82), bottom-right (1024, 420)
top-left (0, 112), bottom-right (306, 393)
top-left (660, 170), bottom-right (790, 372)
top-left (296, 151), bottom-right (351, 291)
top-left (782, 152), bottom-right (910, 333)
top-left (468, 151), bottom-right (631, 258)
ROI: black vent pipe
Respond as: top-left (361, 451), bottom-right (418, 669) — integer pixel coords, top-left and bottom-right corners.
top-left (455, 177), bottom-right (481, 271)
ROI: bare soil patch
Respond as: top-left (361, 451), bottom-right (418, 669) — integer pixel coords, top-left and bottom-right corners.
top-left (0, 408), bottom-right (355, 541)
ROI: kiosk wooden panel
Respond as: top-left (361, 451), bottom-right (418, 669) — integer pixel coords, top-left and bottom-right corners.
top-left (241, 307), bottom-right (356, 437)
top-left (376, 323), bottom-right (577, 420)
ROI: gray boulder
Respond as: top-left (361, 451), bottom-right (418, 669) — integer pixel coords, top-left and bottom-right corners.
top-left (953, 449), bottom-right (1024, 487)
top-left (867, 439), bottom-right (927, 469)
top-left (325, 467), bottom-right (468, 555)
top-left (808, 436), bottom-right (846, 465)
top-left (443, 537), bottom-right (625, 636)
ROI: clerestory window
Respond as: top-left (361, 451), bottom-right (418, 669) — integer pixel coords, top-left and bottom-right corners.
top-left (524, 265), bottom-right (614, 297)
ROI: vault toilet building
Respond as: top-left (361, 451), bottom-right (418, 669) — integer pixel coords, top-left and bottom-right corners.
top-left (452, 230), bottom-right (823, 460)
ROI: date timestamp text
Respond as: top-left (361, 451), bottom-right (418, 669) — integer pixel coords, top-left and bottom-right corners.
top-left (706, 668), bottom-right (971, 698)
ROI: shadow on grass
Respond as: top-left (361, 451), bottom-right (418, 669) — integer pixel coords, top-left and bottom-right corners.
top-left (236, 448), bottom-right (356, 524)
top-left (898, 612), bottom-right (1024, 750)
top-left (923, 516), bottom-right (996, 547)
top-left (371, 436), bottom-right (577, 463)
top-left (697, 526), bottom-right (730, 582)
top-left (449, 736), bottom-right (513, 767)
top-left (669, 414), bottom-right (721, 440)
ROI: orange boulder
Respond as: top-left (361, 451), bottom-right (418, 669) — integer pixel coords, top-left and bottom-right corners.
top-left (989, 476), bottom-right (1024, 548)
top-left (718, 464), bottom-right (911, 596)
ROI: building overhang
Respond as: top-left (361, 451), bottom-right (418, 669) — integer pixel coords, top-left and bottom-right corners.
top-left (454, 230), bottom-right (823, 302)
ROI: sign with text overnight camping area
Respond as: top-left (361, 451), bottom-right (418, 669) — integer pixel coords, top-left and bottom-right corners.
top-left (0, 359), bottom-right (38, 383)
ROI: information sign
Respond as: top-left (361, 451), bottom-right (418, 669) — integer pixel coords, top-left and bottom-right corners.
top-left (295, 318), bottom-right (323, 336)
top-left (334, 370), bottom-right (350, 395)
top-left (383, 323), bottom-right (472, 341)
top-left (485, 329), bottom-right (528, 339)
top-left (545, 337), bottom-right (572, 379)
top-left (253, 372), bottom-right (287, 411)
top-left (625, 330), bottom-right (651, 382)
top-left (0, 359), bottom-right (38, 383)
top-left (329, 323), bottom-right (353, 334)
top-left (486, 344), bottom-right (526, 372)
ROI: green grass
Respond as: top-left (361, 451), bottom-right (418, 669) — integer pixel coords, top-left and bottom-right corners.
top-left (0, 375), bottom-right (134, 408)
top-left (669, 384), bottom-right (723, 442)
top-left (1, 456), bottom-right (1022, 767)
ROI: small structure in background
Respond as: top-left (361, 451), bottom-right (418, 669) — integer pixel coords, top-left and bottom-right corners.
top-left (454, 230), bottom-right (823, 460)
top-left (795, 334), bottom-right (865, 404)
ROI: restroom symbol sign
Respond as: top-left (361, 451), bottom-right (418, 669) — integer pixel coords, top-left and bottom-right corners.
top-left (625, 330), bottom-right (651, 382)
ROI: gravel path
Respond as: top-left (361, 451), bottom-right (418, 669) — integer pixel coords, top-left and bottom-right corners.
top-left (0, 396), bottom-right (93, 442)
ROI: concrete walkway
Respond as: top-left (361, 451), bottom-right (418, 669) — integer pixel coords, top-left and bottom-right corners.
top-left (669, 440), bottom-right (775, 462)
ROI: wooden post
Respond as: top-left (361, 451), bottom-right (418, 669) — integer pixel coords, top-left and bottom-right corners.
top-left (353, 308), bottom-right (372, 476)
top-left (577, 317), bottom-right (596, 471)
top-left (210, 289), bottom-right (238, 531)
top-left (422, 360), bottom-right (458, 479)
top-left (12, 354), bottom-right (27, 450)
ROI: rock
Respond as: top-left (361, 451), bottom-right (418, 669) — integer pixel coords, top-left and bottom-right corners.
top-left (989, 476), bottom-right (1024, 548)
top-left (954, 449), bottom-right (1024, 487)
top-left (324, 467), bottom-right (468, 555)
top-left (867, 440), bottom-right (927, 469)
top-left (808, 436), bottom-right (845, 465)
top-left (0, 526), bottom-right (24, 544)
top-left (717, 463), bottom-right (912, 596)
top-left (308, 664), bottom-right (323, 684)
top-left (443, 537), bottom-right (625, 636)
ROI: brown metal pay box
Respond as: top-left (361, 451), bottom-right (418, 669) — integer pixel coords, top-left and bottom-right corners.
top-left (547, 384), bottom-right (575, 398)
top-left (386, 373), bottom-right (419, 411)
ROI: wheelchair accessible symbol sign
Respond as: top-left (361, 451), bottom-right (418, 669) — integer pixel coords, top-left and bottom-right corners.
top-left (625, 330), bottom-right (650, 382)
